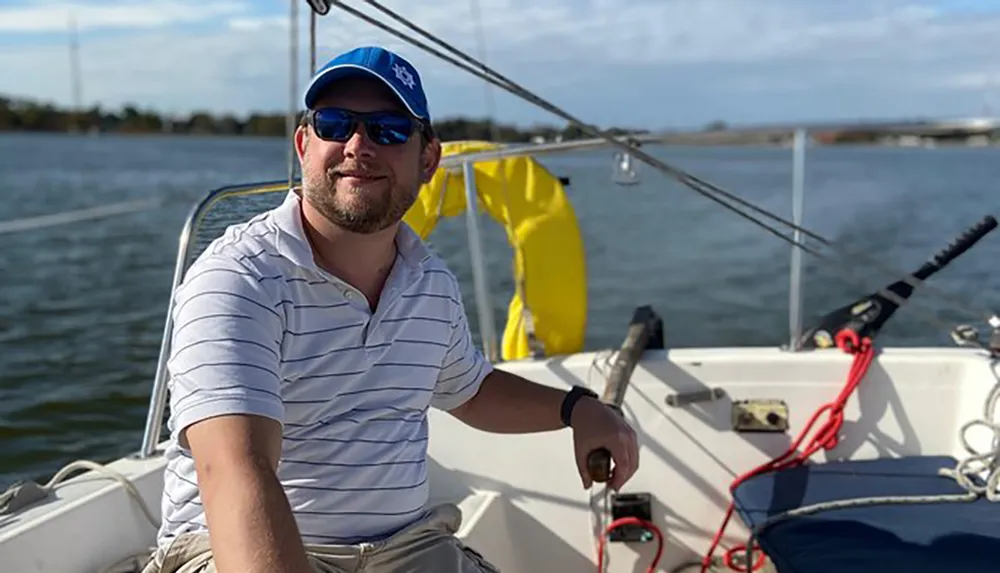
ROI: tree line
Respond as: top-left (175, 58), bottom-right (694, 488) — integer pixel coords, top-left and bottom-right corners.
top-left (0, 95), bottom-right (648, 143)
top-left (7, 94), bottom-right (987, 146)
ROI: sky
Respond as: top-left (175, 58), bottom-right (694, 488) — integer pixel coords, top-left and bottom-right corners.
top-left (1, 0), bottom-right (999, 130)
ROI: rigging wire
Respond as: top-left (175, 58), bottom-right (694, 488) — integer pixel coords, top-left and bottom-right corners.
top-left (287, 0), bottom-right (300, 192)
top-left (327, 0), bottom-right (996, 339)
top-left (310, 8), bottom-right (317, 75)
top-left (466, 0), bottom-right (545, 357)
top-left (468, 0), bottom-right (497, 143)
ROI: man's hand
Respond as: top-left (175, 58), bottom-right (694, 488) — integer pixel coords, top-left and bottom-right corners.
top-left (569, 397), bottom-right (639, 491)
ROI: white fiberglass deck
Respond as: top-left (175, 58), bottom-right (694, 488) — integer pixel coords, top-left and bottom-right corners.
top-left (1, 345), bottom-right (995, 573)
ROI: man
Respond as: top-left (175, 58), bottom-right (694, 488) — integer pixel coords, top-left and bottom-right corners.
top-left (146, 46), bottom-right (639, 573)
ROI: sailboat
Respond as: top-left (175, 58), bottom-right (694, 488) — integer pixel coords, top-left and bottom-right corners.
top-left (3, 2), bottom-right (1000, 572)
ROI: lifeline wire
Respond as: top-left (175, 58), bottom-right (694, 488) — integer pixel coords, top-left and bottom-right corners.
top-left (328, 0), bottom-right (996, 339)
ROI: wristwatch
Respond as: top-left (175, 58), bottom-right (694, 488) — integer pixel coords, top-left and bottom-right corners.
top-left (560, 385), bottom-right (599, 427)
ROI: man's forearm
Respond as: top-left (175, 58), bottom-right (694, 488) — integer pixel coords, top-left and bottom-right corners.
top-left (450, 368), bottom-right (569, 433)
top-left (200, 458), bottom-right (313, 573)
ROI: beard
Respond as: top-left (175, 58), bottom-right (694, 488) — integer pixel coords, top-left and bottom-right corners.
top-left (301, 161), bottom-right (419, 235)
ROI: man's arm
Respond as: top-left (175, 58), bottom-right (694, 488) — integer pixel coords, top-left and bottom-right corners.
top-left (449, 367), bottom-right (639, 491)
top-left (448, 368), bottom-right (568, 433)
top-left (432, 294), bottom-right (639, 490)
top-left (429, 290), bottom-right (571, 433)
top-left (168, 255), bottom-right (310, 573)
top-left (185, 415), bottom-right (311, 573)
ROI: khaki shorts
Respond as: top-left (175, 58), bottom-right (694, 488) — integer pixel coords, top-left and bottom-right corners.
top-left (144, 503), bottom-right (499, 573)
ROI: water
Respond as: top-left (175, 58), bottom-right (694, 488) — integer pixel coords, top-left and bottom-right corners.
top-left (1, 133), bottom-right (998, 490)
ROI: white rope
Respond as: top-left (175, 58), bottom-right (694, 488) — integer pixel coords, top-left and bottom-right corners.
top-left (588, 484), bottom-right (612, 573)
top-left (940, 358), bottom-right (1000, 499)
top-left (1, 459), bottom-right (160, 573)
top-left (40, 460), bottom-right (159, 527)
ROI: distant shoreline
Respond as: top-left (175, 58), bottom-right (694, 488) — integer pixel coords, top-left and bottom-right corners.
top-left (0, 93), bottom-right (644, 144)
top-left (3, 94), bottom-right (998, 147)
top-left (5, 130), bottom-right (999, 149)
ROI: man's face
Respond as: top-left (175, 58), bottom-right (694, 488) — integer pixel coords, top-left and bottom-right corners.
top-left (295, 76), bottom-right (440, 234)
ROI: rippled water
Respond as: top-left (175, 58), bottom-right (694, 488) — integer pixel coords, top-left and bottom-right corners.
top-left (1, 133), bottom-right (997, 489)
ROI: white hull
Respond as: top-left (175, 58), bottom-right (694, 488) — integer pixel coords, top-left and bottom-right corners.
top-left (3, 345), bottom-right (996, 573)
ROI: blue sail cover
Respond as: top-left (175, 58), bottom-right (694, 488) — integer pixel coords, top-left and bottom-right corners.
top-left (732, 456), bottom-right (1000, 573)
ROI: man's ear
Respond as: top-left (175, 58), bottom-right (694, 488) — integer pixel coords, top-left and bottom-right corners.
top-left (294, 124), bottom-right (309, 162)
top-left (420, 138), bottom-right (442, 183)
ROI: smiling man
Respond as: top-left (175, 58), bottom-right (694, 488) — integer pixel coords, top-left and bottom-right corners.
top-left (145, 46), bottom-right (638, 573)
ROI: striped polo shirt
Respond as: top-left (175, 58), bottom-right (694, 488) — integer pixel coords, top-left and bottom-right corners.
top-left (156, 190), bottom-right (492, 547)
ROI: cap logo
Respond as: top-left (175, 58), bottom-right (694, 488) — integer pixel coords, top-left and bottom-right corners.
top-left (392, 63), bottom-right (416, 90)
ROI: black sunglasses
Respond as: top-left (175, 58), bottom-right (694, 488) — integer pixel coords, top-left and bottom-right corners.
top-left (307, 107), bottom-right (425, 146)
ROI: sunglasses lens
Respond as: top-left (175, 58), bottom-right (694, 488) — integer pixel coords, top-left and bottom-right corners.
top-left (311, 109), bottom-right (419, 145)
top-left (312, 109), bottom-right (355, 141)
top-left (365, 114), bottom-right (416, 145)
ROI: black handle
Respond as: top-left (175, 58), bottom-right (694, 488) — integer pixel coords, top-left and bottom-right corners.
top-left (587, 448), bottom-right (613, 483)
top-left (305, 0), bottom-right (332, 15)
top-left (929, 215), bottom-right (997, 270)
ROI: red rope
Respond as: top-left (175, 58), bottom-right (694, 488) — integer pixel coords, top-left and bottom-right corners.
top-left (699, 329), bottom-right (877, 572)
top-left (596, 516), bottom-right (665, 573)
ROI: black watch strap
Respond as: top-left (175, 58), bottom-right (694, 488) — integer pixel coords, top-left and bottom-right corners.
top-left (560, 385), bottom-right (599, 427)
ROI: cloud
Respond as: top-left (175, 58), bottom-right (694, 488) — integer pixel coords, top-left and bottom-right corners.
top-left (1, 0), bottom-right (998, 127)
top-left (0, 0), bottom-right (244, 32)
top-left (227, 16), bottom-right (289, 32)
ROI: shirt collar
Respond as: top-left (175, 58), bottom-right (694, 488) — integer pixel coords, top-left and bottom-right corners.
top-left (269, 190), bottom-right (432, 274)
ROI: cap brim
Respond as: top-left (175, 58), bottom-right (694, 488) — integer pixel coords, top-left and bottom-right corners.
top-left (303, 64), bottom-right (425, 119)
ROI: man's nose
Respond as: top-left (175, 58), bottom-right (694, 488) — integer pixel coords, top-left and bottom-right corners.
top-left (343, 122), bottom-right (377, 159)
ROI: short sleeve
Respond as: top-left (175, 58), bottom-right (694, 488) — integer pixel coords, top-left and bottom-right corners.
top-left (431, 293), bottom-right (493, 411)
top-left (166, 255), bottom-right (285, 437)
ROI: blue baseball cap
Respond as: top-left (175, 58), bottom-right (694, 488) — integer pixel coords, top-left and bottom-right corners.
top-left (303, 46), bottom-right (430, 122)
